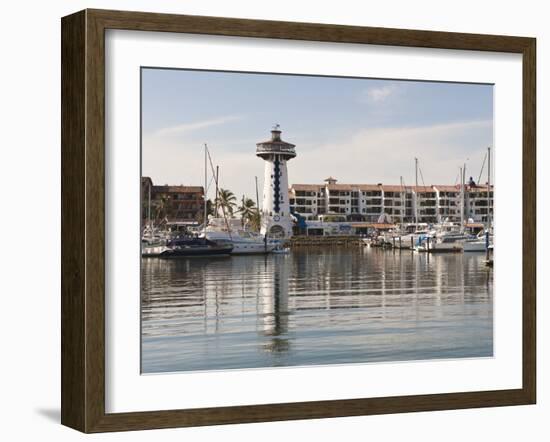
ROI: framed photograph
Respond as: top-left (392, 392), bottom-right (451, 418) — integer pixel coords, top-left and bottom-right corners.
top-left (61, 9), bottom-right (536, 433)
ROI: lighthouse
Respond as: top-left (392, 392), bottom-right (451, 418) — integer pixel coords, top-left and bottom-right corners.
top-left (256, 125), bottom-right (296, 239)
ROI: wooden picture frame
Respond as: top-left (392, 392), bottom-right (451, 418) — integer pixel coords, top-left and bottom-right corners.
top-left (61, 8), bottom-right (536, 433)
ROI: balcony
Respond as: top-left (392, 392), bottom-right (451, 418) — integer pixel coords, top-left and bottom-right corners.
top-left (256, 143), bottom-right (296, 159)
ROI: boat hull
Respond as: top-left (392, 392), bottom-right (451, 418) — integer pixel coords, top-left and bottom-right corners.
top-left (463, 241), bottom-right (488, 252)
top-left (203, 231), bottom-right (277, 254)
top-left (426, 244), bottom-right (464, 253)
top-left (416, 242), bottom-right (464, 253)
top-left (158, 245), bottom-right (233, 258)
top-left (142, 245), bottom-right (170, 257)
top-left (231, 243), bottom-right (276, 254)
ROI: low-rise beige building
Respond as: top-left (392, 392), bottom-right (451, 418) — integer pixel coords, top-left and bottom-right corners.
top-left (289, 177), bottom-right (493, 224)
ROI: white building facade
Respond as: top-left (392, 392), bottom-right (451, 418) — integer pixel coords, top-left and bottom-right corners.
top-left (289, 177), bottom-right (493, 225)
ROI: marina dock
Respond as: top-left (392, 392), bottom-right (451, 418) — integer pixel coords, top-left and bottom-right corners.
top-left (288, 235), bottom-right (364, 247)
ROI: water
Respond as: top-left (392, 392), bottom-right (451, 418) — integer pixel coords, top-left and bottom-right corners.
top-left (141, 247), bottom-right (493, 374)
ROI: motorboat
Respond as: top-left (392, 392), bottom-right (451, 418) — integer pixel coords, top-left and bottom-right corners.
top-left (396, 223), bottom-right (432, 249)
top-left (415, 222), bottom-right (472, 253)
top-left (157, 236), bottom-right (233, 258)
top-left (202, 217), bottom-right (278, 254)
top-left (463, 230), bottom-right (493, 252)
top-left (416, 232), bottom-right (468, 252)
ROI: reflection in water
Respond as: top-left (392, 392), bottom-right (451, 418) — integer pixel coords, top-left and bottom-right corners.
top-left (141, 247), bottom-right (493, 373)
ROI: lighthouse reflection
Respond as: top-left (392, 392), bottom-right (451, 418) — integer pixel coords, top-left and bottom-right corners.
top-left (141, 248), bottom-right (493, 374)
top-left (258, 255), bottom-right (290, 355)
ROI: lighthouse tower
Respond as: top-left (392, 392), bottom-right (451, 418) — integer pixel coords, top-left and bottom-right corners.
top-left (256, 125), bottom-right (296, 239)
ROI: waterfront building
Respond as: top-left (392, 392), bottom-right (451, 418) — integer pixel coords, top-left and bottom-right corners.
top-left (435, 185), bottom-right (462, 222)
top-left (256, 125), bottom-right (296, 238)
top-left (466, 184), bottom-right (494, 222)
top-left (289, 177), bottom-right (493, 225)
top-left (141, 177), bottom-right (205, 225)
top-left (289, 179), bottom-right (412, 223)
top-left (380, 184), bottom-right (410, 223)
top-left (290, 184), bottom-right (321, 219)
top-left (414, 186), bottom-right (438, 223)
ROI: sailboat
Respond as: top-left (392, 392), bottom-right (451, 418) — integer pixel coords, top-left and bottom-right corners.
top-left (200, 146), bottom-right (277, 254)
top-left (141, 183), bottom-right (172, 257)
top-left (415, 165), bottom-right (471, 253)
top-left (144, 144), bottom-right (233, 258)
top-left (464, 147), bottom-right (494, 254)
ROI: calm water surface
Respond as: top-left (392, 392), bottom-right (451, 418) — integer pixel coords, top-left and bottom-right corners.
top-left (141, 247), bottom-right (493, 373)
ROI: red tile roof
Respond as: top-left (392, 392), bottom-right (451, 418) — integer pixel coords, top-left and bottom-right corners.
top-left (327, 184), bottom-right (356, 191)
top-left (381, 185), bottom-right (408, 192)
top-left (435, 185), bottom-right (461, 192)
top-left (357, 184), bottom-right (383, 191)
top-left (410, 185), bottom-right (437, 192)
top-left (152, 185), bottom-right (204, 193)
top-left (291, 184), bottom-right (323, 191)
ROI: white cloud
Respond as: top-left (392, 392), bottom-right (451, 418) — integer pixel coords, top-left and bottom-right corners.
top-left (288, 119), bottom-right (493, 187)
top-left (143, 119), bottom-right (493, 202)
top-left (142, 128), bottom-right (264, 198)
top-left (363, 84), bottom-right (398, 103)
top-left (154, 115), bottom-right (243, 137)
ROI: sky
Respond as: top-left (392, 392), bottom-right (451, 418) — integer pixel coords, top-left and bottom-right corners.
top-left (141, 68), bottom-right (493, 202)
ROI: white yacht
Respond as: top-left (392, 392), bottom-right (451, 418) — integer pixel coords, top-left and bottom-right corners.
top-left (395, 223), bottom-right (431, 249)
top-left (202, 217), bottom-right (278, 254)
top-left (416, 232), bottom-right (467, 252)
top-left (415, 222), bottom-right (471, 253)
top-left (463, 230), bottom-right (493, 252)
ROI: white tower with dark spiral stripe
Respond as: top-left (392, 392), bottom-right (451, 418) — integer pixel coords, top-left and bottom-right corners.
top-left (256, 125), bottom-right (296, 239)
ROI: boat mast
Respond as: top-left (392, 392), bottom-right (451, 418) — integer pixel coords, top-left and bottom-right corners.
top-left (204, 147), bottom-right (233, 239)
top-left (400, 176), bottom-right (404, 225)
top-left (214, 165), bottom-right (219, 217)
top-left (147, 182), bottom-right (151, 232)
top-left (487, 146), bottom-right (491, 232)
top-left (414, 158), bottom-right (419, 225)
top-left (462, 163), bottom-right (466, 231)
top-left (460, 167), bottom-right (464, 229)
top-left (204, 143), bottom-right (208, 231)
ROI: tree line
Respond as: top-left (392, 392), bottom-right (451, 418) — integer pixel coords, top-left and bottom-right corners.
top-left (211, 188), bottom-right (261, 231)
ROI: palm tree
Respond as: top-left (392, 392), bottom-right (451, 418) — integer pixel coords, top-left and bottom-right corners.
top-left (238, 197), bottom-right (258, 227)
top-left (153, 195), bottom-right (170, 222)
top-left (249, 210), bottom-right (261, 232)
top-left (216, 188), bottom-right (237, 217)
top-left (196, 199), bottom-right (215, 224)
top-left (206, 199), bottom-right (215, 217)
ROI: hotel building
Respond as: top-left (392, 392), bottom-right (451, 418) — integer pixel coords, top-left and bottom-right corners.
top-left (141, 177), bottom-right (205, 224)
top-left (289, 177), bottom-right (493, 224)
